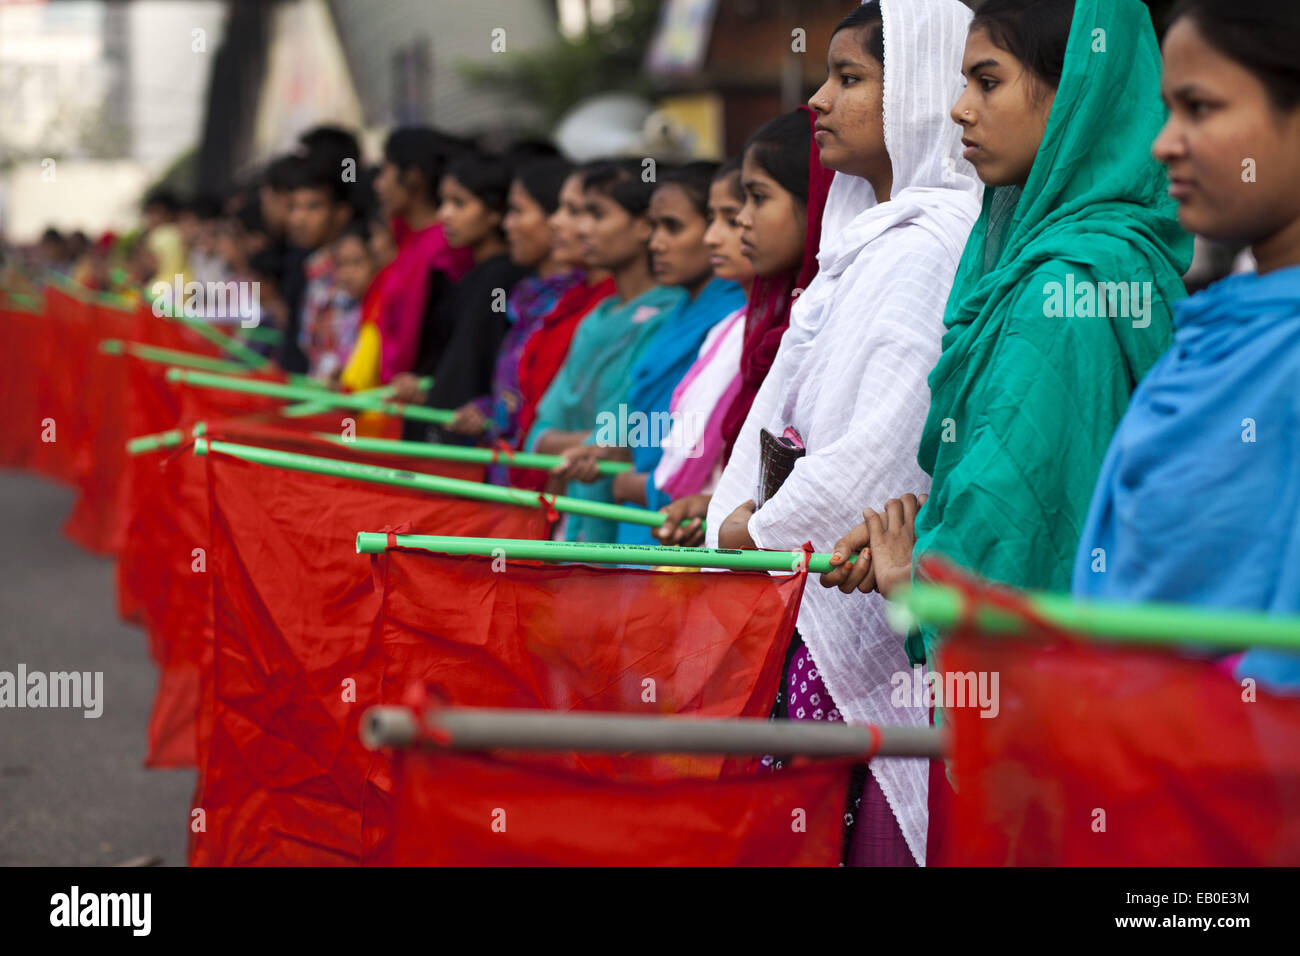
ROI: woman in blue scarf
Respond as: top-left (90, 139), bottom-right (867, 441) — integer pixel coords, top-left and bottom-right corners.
top-left (565, 163), bottom-right (746, 545)
top-left (527, 160), bottom-right (684, 542)
top-left (1072, 0), bottom-right (1300, 690)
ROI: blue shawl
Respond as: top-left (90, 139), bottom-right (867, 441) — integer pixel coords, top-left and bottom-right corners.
top-left (1072, 265), bottom-right (1300, 691)
top-left (611, 278), bottom-right (745, 544)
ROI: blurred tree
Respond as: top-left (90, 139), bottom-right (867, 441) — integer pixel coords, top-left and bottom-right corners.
top-left (460, 0), bottom-right (663, 128)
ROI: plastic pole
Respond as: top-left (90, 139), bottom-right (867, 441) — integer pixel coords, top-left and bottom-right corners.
top-left (167, 368), bottom-right (456, 424)
top-left (195, 439), bottom-right (665, 527)
top-left (360, 706), bottom-right (945, 758)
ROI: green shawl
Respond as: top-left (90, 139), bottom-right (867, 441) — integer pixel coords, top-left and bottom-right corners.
top-left (909, 0), bottom-right (1193, 667)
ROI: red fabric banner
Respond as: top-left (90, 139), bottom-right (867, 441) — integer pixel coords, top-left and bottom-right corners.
top-left (62, 300), bottom-right (139, 553)
top-left (0, 303), bottom-right (42, 469)
top-left (135, 407), bottom-right (491, 768)
top-left (388, 747), bottom-right (851, 866)
top-left (189, 452), bottom-right (553, 865)
top-left (940, 631), bottom-right (1300, 865)
top-left (358, 550), bottom-right (807, 862)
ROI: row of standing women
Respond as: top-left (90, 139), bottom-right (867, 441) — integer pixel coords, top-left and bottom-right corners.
top-left (375, 0), bottom-right (1300, 866)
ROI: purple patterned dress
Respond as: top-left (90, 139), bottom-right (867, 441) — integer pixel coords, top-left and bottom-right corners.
top-left (470, 270), bottom-right (583, 482)
top-left (762, 637), bottom-right (917, 867)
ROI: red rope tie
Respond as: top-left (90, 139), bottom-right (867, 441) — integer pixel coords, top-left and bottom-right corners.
top-left (490, 438), bottom-right (516, 466)
top-left (863, 723), bottom-right (883, 761)
top-left (537, 492), bottom-right (559, 526)
top-left (401, 683), bottom-right (452, 747)
top-left (795, 540), bottom-right (814, 574)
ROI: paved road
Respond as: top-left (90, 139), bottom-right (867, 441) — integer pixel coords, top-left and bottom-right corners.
top-left (0, 470), bottom-right (193, 866)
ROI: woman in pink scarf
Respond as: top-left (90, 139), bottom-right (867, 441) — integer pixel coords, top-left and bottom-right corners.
top-left (371, 127), bottom-right (473, 383)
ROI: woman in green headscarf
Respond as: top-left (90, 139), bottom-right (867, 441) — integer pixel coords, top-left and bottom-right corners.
top-left (820, 0), bottom-right (1193, 670)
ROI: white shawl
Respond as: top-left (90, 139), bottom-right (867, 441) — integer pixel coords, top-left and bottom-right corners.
top-left (705, 0), bottom-right (981, 865)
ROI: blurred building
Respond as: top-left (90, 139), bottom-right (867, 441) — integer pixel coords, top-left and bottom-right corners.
top-left (0, 0), bottom-right (226, 241)
top-left (200, 0), bottom-right (560, 186)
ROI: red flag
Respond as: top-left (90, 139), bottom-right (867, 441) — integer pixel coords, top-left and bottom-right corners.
top-left (939, 630), bottom-right (1300, 865)
top-left (358, 548), bottom-right (807, 861)
top-left (388, 747), bottom-right (851, 866)
top-left (135, 409), bottom-right (493, 768)
top-left (0, 302), bottom-right (42, 469)
top-left (28, 288), bottom-right (93, 485)
top-left (190, 452), bottom-right (553, 865)
top-left (62, 300), bottom-right (139, 553)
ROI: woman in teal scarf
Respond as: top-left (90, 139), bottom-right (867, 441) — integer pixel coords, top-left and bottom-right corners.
top-left (1073, 0), bottom-right (1300, 691)
top-left (527, 160), bottom-right (684, 542)
top-left (563, 163), bottom-right (746, 546)
top-left (824, 0), bottom-right (1193, 665)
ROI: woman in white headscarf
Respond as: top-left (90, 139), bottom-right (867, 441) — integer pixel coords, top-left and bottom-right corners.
top-left (707, 0), bottom-right (981, 865)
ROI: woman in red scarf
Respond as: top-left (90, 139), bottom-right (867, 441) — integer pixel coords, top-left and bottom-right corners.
top-left (513, 165), bottom-right (615, 447)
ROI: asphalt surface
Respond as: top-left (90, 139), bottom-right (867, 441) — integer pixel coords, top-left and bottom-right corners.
top-left (0, 470), bottom-right (193, 866)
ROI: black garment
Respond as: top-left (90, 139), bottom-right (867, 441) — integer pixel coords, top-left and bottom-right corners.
top-left (406, 252), bottom-right (526, 443)
top-left (275, 243), bottom-right (310, 374)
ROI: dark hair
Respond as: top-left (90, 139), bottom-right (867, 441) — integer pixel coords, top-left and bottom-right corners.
top-left (384, 127), bottom-right (472, 203)
top-left (971, 0), bottom-right (1074, 91)
top-left (41, 227), bottom-right (65, 244)
top-left (713, 157), bottom-right (745, 203)
top-left (654, 161), bottom-right (720, 217)
top-left (505, 139), bottom-right (562, 165)
top-left (288, 151), bottom-right (352, 206)
top-left (142, 187), bottom-right (182, 214)
top-left (743, 110), bottom-right (812, 207)
top-left (1169, 0), bottom-right (1300, 111)
top-left (186, 193), bottom-right (225, 221)
top-left (265, 154), bottom-right (300, 192)
top-left (581, 159), bottom-right (656, 217)
top-left (444, 151), bottom-right (514, 216)
top-left (335, 219), bottom-right (372, 249)
top-left (832, 1), bottom-right (885, 64)
top-left (514, 157), bottom-right (574, 214)
top-left (298, 125), bottom-right (360, 166)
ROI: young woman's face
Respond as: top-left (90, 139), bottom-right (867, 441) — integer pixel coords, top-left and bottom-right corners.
top-left (648, 184), bottom-right (712, 290)
top-left (548, 173), bottom-right (590, 269)
top-left (808, 27), bottom-right (890, 186)
top-left (375, 161), bottom-right (413, 219)
top-left (703, 175), bottom-right (754, 285)
top-left (333, 233), bottom-right (373, 301)
top-left (577, 188), bottom-right (651, 272)
top-left (503, 180), bottom-right (554, 269)
top-left (437, 175), bottom-right (501, 250)
top-left (737, 150), bottom-right (807, 278)
top-left (951, 27), bottom-right (1056, 188)
top-left (1153, 18), bottom-right (1300, 249)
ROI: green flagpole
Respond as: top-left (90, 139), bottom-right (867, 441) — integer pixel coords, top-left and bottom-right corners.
top-left (194, 439), bottom-right (664, 527)
top-left (312, 432), bottom-right (632, 475)
top-left (892, 582), bottom-right (1300, 652)
top-left (161, 311), bottom-right (270, 370)
top-left (167, 369), bottom-right (456, 424)
top-left (355, 532), bottom-right (821, 571)
top-left (125, 428), bottom-right (185, 455)
top-left (99, 338), bottom-right (261, 376)
top-left (354, 533), bottom-right (1300, 651)
top-left (279, 376), bottom-right (434, 418)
